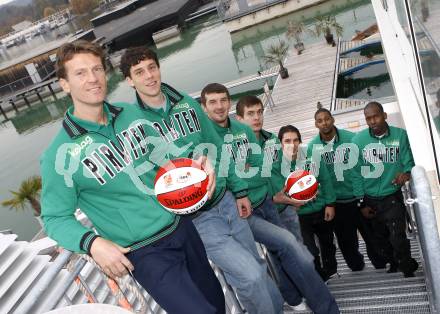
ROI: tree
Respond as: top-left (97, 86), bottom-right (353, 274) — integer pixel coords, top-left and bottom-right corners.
top-left (262, 40), bottom-right (289, 79)
top-left (44, 6), bottom-right (56, 17)
top-left (312, 15), bottom-right (343, 45)
top-left (70, 0), bottom-right (99, 15)
top-left (286, 20), bottom-right (307, 54)
top-left (2, 176), bottom-right (42, 217)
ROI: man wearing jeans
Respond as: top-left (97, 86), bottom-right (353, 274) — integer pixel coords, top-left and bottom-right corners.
top-left (201, 83), bottom-right (340, 314)
top-left (41, 41), bottom-right (225, 314)
top-left (119, 46), bottom-right (283, 314)
top-left (235, 95), bottom-right (303, 242)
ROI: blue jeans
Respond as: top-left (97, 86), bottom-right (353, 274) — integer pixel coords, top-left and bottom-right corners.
top-left (193, 192), bottom-right (283, 314)
top-left (126, 217), bottom-right (225, 314)
top-left (248, 198), bottom-right (340, 314)
top-left (280, 206), bottom-right (303, 243)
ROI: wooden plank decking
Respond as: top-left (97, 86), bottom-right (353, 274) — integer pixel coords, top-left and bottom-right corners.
top-left (263, 41), bottom-right (368, 142)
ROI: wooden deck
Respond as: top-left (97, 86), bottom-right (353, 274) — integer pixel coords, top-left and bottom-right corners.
top-left (339, 55), bottom-right (384, 74)
top-left (262, 41), bottom-right (367, 142)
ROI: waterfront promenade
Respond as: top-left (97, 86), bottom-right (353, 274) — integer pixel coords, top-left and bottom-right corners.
top-left (263, 41), bottom-right (367, 142)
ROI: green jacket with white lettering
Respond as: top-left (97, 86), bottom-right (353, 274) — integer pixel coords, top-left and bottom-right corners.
top-left (41, 102), bottom-right (179, 254)
top-left (122, 83), bottom-right (249, 208)
top-left (351, 124), bottom-right (415, 198)
top-left (255, 129), bottom-right (288, 212)
top-left (270, 147), bottom-right (336, 215)
top-left (308, 128), bottom-right (357, 201)
top-left (211, 118), bottom-right (269, 208)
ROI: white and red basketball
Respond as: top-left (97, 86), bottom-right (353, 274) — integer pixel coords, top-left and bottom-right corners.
top-left (154, 158), bottom-right (209, 215)
top-left (284, 169), bottom-right (318, 201)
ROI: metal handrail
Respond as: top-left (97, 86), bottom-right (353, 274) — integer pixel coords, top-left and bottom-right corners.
top-left (330, 37), bottom-right (341, 111)
top-left (409, 166), bottom-right (440, 314)
top-left (14, 250), bottom-right (74, 314)
top-left (402, 182), bottom-right (417, 238)
top-left (15, 246), bottom-right (246, 313)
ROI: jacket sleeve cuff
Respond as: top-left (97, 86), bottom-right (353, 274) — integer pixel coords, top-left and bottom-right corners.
top-left (80, 231), bottom-right (100, 255)
top-left (233, 189), bottom-right (248, 199)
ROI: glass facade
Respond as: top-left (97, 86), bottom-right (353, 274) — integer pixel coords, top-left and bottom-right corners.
top-left (408, 0), bottom-right (440, 138)
top-left (399, 0), bottom-right (440, 180)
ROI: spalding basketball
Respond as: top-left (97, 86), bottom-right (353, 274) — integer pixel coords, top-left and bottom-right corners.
top-left (284, 170), bottom-right (318, 201)
top-left (154, 158), bottom-right (209, 215)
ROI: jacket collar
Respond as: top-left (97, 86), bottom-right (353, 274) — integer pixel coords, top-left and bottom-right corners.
top-left (62, 102), bottom-right (123, 139)
top-left (368, 123), bottom-right (390, 139)
top-left (319, 127), bottom-right (340, 144)
top-left (259, 129), bottom-right (272, 143)
top-left (135, 82), bottom-right (184, 111)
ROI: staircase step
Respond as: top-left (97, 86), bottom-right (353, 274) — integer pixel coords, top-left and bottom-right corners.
top-left (328, 276), bottom-right (425, 291)
top-left (339, 301), bottom-right (431, 313)
top-left (336, 291), bottom-right (428, 308)
top-left (331, 282), bottom-right (427, 298)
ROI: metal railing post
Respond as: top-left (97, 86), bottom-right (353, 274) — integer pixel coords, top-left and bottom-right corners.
top-left (410, 166), bottom-right (440, 314)
top-left (14, 250), bottom-right (74, 314)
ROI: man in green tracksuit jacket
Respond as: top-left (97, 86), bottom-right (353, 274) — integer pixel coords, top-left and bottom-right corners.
top-left (352, 101), bottom-right (418, 277)
top-left (273, 124), bottom-right (337, 281)
top-left (41, 41), bottom-right (225, 314)
top-left (119, 46), bottom-right (284, 314)
top-left (309, 108), bottom-right (386, 271)
top-left (235, 95), bottom-right (303, 242)
top-left (200, 83), bottom-right (339, 314)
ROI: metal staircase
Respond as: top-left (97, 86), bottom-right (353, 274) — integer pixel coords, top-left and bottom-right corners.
top-left (1, 168), bottom-right (438, 314)
top-left (284, 238), bottom-right (430, 314)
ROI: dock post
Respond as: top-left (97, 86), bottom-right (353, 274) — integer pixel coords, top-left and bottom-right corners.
top-left (23, 96), bottom-right (31, 108)
top-left (0, 104), bottom-right (8, 121)
top-left (10, 100), bottom-right (18, 113)
top-left (48, 84), bottom-right (57, 101)
top-left (36, 92), bottom-right (44, 103)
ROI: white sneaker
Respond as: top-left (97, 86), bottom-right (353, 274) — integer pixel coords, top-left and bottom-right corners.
top-left (291, 300), bottom-right (308, 311)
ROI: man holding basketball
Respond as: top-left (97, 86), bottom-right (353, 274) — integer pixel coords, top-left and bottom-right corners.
top-left (119, 46), bottom-right (284, 314)
top-left (41, 41), bottom-right (225, 314)
top-left (200, 83), bottom-right (339, 314)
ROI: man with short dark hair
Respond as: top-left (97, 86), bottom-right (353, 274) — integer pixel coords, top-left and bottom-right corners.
top-left (352, 101), bottom-right (419, 277)
top-left (310, 108), bottom-right (375, 271)
top-left (202, 84), bottom-right (340, 314)
top-left (120, 46), bottom-right (284, 314)
top-left (41, 41), bottom-right (225, 314)
top-left (235, 95), bottom-right (303, 242)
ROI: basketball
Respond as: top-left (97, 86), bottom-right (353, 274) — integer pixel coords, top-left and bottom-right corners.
top-left (284, 169), bottom-right (318, 201)
top-left (154, 158), bottom-right (209, 215)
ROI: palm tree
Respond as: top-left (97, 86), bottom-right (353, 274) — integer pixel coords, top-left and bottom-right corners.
top-left (263, 40), bottom-right (289, 79)
top-left (286, 20), bottom-right (306, 54)
top-left (313, 15), bottom-right (343, 45)
top-left (2, 176), bottom-right (42, 217)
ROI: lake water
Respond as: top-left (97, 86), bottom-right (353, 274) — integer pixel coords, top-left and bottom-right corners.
top-left (0, 0), bottom-right (376, 240)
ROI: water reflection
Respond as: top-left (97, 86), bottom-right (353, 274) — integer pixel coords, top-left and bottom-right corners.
top-left (0, 0), bottom-right (378, 241)
top-left (10, 98), bottom-right (71, 134)
top-left (9, 70), bottom-right (123, 134)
